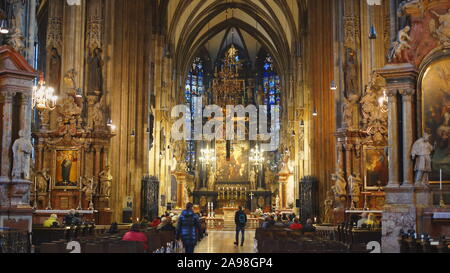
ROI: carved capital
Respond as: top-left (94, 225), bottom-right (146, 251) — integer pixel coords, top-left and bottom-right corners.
top-left (386, 88), bottom-right (398, 97)
top-left (399, 88), bottom-right (415, 97)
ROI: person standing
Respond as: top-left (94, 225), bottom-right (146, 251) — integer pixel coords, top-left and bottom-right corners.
top-left (176, 203), bottom-right (201, 253)
top-left (234, 206), bottom-right (247, 246)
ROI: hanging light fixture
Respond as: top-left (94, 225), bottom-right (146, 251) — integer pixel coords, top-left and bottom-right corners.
top-left (249, 144), bottom-right (265, 166)
top-left (330, 80), bottom-right (337, 90)
top-left (312, 108), bottom-right (318, 117)
top-left (32, 73), bottom-right (57, 111)
top-left (0, 5), bottom-right (9, 34)
top-left (368, 1), bottom-right (377, 39)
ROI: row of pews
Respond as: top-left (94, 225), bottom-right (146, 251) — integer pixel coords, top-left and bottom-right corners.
top-left (33, 225), bottom-right (178, 253)
top-left (255, 227), bottom-right (349, 253)
top-left (334, 223), bottom-right (381, 252)
top-left (399, 230), bottom-right (449, 253)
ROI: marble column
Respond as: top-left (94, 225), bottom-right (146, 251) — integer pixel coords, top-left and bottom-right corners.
top-left (400, 89), bottom-right (415, 187)
top-left (386, 89), bottom-right (400, 187)
top-left (1, 92), bottom-right (15, 180)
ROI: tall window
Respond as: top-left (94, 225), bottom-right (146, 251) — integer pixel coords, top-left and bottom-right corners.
top-left (185, 57), bottom-right (205, 171)
top-left (262, 55), bottom-right (281, 106)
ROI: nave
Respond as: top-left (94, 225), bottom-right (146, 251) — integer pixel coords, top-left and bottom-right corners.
top-left (195, 231), bottom-right (256, 254)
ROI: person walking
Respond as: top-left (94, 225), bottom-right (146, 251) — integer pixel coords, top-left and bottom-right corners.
top-left (234, 206), bottom-right (247, 246)
top-left (176, 202), bottom-right (201, 253)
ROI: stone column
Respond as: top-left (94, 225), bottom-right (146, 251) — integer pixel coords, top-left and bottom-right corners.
top-left (0, 92), bottom-right (15, 180)
top-left (337, 144), bottom-right (344, 172)
top-left (278, 170), bottom-right (289, 209)
top-left (19, 94), bottom-right (32, 137)
top-left (400, 89), bottom-right (415, 187)
top-left (386, 89), bottom-right (400, 187)
top-left (344, 144), bottom-right (353, 178)
top-left (94, 145), bottom-right (102, 176)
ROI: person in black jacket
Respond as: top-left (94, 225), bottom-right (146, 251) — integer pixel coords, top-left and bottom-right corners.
top-left (234, 206), bottom-right (247, 246)
top-left (176, 203), bottom-right (201, 253)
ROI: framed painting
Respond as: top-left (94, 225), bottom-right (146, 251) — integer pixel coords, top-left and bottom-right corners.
top-left (363, 146), bottom-right (388, 190)
top-left (421, 57), bottom-right (450, 184)
top-left (215, 140), bottom-right (249, 182)
top-left (53, 149), bottom-right (81, 189)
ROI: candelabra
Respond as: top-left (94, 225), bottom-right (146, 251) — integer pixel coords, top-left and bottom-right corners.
top-left (46, 179), bottom-right (52, 210)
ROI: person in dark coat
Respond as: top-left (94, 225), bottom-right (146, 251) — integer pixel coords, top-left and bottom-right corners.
top-left (176, 202), bottom-right (201, 253)
top-left (234, 206), bottom-right (247, 246)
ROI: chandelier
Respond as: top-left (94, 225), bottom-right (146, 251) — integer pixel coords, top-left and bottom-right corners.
top-left (214, 44), bottom-right (242, 101)
top-left (32, 73), bottom-right (57, 111)
top-left (199, 148), bottom-right (216, 165)
top-left (249, 144), bottom-right (265, 165)
top-left (378, 89), bottom-right (388, 113)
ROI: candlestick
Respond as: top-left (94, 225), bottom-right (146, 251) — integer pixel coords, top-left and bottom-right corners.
top-left (440, 169), bottom-right (443, 190)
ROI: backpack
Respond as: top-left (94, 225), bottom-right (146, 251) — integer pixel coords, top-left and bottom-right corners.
top-left (238, 213), bottom-right (246, 225)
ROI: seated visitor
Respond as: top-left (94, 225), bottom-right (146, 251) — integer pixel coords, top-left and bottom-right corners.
top-left (140, 216), bottom-right (150, 226)
top-left (282, 214), bottom-right (288, 221)
top-left (108, 222), bottom-right (119, 234)
top-left (357, 212), bottom-right (369, 228)
top-left (63, 209), bottom-right (76, 226)
top-left (43, 214), bottom-right (60, 228)
top-left (274, 216), bottom-right (286, 227)
top-left (122, 223), bottom-right (148, 251)
top-left (289, 218), bottom-right (303, 230)
top-left (158, 217), bottom-right (176, 232)
top-left (302, 218), bottom-right (316, 233)
top-left (262, 216), bottom-right (275, 229)
top-left (150, 217), bottom-right (161, 228)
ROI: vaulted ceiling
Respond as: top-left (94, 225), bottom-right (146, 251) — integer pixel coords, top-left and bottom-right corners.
top-left (162, 0), bottom-right (304, 78)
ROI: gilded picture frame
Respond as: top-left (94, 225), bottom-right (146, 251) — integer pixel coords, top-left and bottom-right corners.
top-left (362, 146), bottom-right (388, 190)
top-left (52, 148), bottom-right (81, 189)
top-left (420, 56), bottom-right (450, 184)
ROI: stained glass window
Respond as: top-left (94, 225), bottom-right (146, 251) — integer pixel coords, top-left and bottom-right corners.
top-left (185, 57), bottom-right (205, 171)
top-left (263, 55), bottom-right (281, 106)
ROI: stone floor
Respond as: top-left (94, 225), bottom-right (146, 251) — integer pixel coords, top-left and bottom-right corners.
top-left (195, 230), bottom-right (256, 253)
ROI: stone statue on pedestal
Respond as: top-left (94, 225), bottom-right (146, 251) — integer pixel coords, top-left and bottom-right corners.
top-left (331, 170), bottom-right (347, 208)
top-left (324, 190), bottom-right (334, 223)
top-left (99, 166), bottom-right (112, 197)
top-left (249, 168), bottom-right (257, 190)
top-left (88, 47), bottom-right (104, 94)
top-left (207, 167), bottom-right (215, 190)
top-left (348, 174), bottom-right (362, 208)
top-left (81, 177), bottom-right (95, 203)
top-left (92, 96), bottom-right (106, 128)
top-left (12, 130), bottom-right (33, 180)
top-left (411, 133), bottom-right (434, 184)
top-left (36, 169), bottom-right (50, 193)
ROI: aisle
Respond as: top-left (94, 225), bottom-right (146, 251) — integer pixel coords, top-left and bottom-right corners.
top-left (194, 231), bottom-right (256, 253)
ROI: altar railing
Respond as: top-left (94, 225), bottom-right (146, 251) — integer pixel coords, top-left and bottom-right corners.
top-left (204, 217), bottom-right (262, 230)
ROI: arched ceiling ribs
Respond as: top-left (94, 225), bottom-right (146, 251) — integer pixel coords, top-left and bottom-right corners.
top-left (178, 18), bottom-right (286, 85)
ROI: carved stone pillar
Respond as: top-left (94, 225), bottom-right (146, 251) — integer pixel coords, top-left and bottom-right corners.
top-left (0, 92), bottom-right (15, 180)
top-left (278, 169), bottom-right (290, 209)
top-left (19, 94), bottom-right (32, 137)
top-left (386, 89), bottom-right (399, 187)
top-left (400, 89), bottom-right (415, 187)
top-left (337, 144), bottom-right (344, 172)
top-left (94, 145), bottom-right (102, 176)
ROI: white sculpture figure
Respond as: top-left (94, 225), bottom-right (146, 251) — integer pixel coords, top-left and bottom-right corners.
top-left (332, 170), bottom-right (347, 197)
top-left (12, 130), bottom-right (33, 180)
top-left (249, 168), bottom-right (257, 190)
top-left (389, 26), bottom-right (412, 62)
top-left (81, 177), bottom-right (94, 203)
top-left (348, 174), bottom-right (362, 209)
top-left (207, 168), bottom-right (215, 190)
top-left (411, 133), bottom-right (434, 184)
top-left (98, 166), bottom-right (112, 197)
top-left (275, 196), bottom-right (280, 210)
top-left (92, 96), bottom-right (105, 127)
top-left (8, 27), bottom-right (25, 53)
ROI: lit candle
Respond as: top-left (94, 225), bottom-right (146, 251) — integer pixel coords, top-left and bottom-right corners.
top-left (440, 169), bottom-right (443, 191)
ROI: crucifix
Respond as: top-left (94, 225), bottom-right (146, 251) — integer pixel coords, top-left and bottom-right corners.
top-left (249, 192), bottom-right (255, 212)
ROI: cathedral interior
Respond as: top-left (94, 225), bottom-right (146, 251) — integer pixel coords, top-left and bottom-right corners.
top-left (0, 0), bottom-right (449, 254)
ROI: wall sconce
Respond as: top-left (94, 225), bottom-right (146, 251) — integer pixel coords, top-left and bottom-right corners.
top-left (130, 130), bottom-right (136, 137)
top-left (330, 80), bottom-right (337, 90)
top-left (312, 109), bottom-right (318, 117)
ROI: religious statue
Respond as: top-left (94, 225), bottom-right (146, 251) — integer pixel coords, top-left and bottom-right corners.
top-left (207, 167), bottom-right (215, 190)
top-left (88, 47), bottom-right (104, 94)
top-left (249, 168), bottom-right (257, 190)
top-left (324, 190), bottom-right (334, 223)
top-left (344, 48), bottom-right (358, 97)
top-left (331, 170), bottom-right (347, 202)
top-left (275, 196), bottom-right (280, 210)
top-left (92, 96), bottom-right (106, 128)
top-left (8, 27), bottom-right (25, 53)
top-left (411, 133), bottom-right (434, 184)
top-left (57, 94), bottom-right (82, 124)
top-left (48, 47), bottom-right (62, 90)
top-left (36, 169), bottom-right (50, 194)
top-left (348, 174), bottom-right (362, 209)
top-left (389, 26), bottom-right (412, 63)
top-left (81, 177), bottom-right (95, 203)
top-left (430, 9), bottom-right (450, 46)
top-left (12, 130), bottom-right (33, 180)
top-left (99, 166), bottom-right (112, 197)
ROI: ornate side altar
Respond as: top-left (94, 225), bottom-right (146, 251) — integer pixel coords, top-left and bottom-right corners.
top-left (0, 45), bottom-right (38, 233)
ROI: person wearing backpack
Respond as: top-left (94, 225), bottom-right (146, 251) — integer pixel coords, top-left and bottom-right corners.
top-left (234, 206), bottom-right (247, 246)
top-left (176, 202), bottom-right (201, 253)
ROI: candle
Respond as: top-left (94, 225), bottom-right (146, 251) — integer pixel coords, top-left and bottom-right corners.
top-left (440, 169), bottom-right (443, 190)
top-left (34, 177), bottom-right (37, 192)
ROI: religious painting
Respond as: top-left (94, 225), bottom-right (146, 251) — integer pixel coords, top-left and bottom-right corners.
top-left (363, 147), bottom-right (388, 190)
top-left (422, 57), bottom-right (450, 183)
top-left (54, 150), bottom-right (79, 189)
top-left (216, 141), bottom-right (249, 182)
